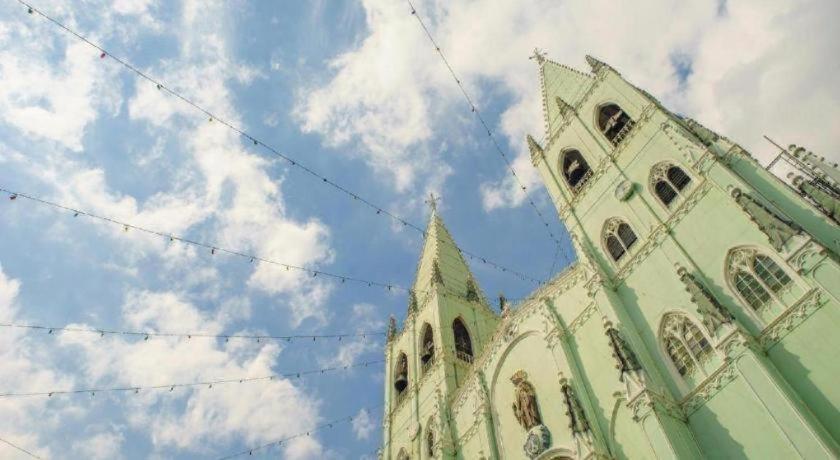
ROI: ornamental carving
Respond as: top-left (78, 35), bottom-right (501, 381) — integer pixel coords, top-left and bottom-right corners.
top-left (676, 266), bottom-right (732, 335)
top-left (731, 188), bottom-right (800, 251)
top-left (681, 360), bottom-right (739, 414)
top-left (760, 289), bottom-right (824, 348)
top-left (511, 371), bottom-right (543, 430)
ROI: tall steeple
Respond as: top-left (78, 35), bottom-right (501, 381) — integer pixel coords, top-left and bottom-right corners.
top-left (412, 194), bottom-right (481, 300)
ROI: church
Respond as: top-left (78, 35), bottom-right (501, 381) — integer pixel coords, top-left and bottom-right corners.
top-left (379, 54), bottom-right (840, 459)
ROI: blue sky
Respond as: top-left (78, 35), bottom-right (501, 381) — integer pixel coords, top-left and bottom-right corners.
top-left (0, 0), bottom-right (837, 458)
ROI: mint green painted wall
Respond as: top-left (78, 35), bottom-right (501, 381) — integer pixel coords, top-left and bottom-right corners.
top-left (381, 55), bottom-right (840, 460)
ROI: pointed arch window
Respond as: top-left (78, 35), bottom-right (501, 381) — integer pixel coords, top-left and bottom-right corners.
top-left (603, 218), bottom-right (638, 262)
top-left (660, 313), bottom-right (714, 379)
top-left (561, 149), bottom-right (592, 193)
top-left (420, 323), bottom-right (435, 375)
top-left (452, 318), bottom-right (473, 363)
top-left (650, 163), bottom-right (692, 207)
top-left (394, 352), bottom-right (409, 405)
top-left (597, 103), bottom-right (636, 145)
top-left (728, 248), bottom-right (794, 313)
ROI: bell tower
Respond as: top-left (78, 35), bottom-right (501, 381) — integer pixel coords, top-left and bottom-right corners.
top-left (381, 196), bottom-right (499, 460)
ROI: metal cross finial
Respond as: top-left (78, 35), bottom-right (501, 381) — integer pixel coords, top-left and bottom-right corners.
top-left (426, 193), bottom-right (441, 212)
top-left (529, 48), bottom-right (546, 64)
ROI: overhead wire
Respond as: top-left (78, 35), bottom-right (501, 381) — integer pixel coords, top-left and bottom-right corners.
top-left (404, 0), bottom-right (566, 256)
top-left (0, 186), bottom-right (417, 293)
top-left (1, 186), bottom-right (539, 305)
top-left (13, 0), bottom-right (544, 286)
top-left (0, 436), bottom-right (43, 460)
top-left (0, 321), bottom-right (384, 343)
top-left (0, 359), bottom-right (383, 399)
top-left (215, 405), bottom-right (383, 459)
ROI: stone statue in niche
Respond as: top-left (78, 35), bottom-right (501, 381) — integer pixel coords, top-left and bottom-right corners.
top-left (511, 370), bottom-right (542, 430)
top-left (511, 370), bottom-right (552, 458)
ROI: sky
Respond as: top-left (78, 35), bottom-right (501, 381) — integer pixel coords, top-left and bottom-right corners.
top-left (0, 0), bottom-right (838, 458)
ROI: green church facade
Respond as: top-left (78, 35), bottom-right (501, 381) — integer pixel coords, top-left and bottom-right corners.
top-left (380, 54), bottom-right (840, 459)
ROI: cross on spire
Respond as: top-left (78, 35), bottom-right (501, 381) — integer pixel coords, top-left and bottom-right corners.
top-left (529, 48), bottom-right (546, 65)
top-left (425, 193), bottom-right (441, 213)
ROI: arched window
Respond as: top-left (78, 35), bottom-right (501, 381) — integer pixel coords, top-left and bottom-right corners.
top-left (650, 163), bottom-right (692, 207)
top-left (561, 149), bottom-right (592, 193)
top-left (728, 248), bottom-right (793, 312)
top-left (603, 218), bottom-right (638, 262)
top-left (597, 103), bottom-right (636, 145)
top-left (452, 318), bottom-right (473, 363)
top-left (660, 313), bottom-right (714, 378)
top-left (420, 323), bottom-right (435, 375)
top-left (394, 352), bottom-right (409, 403)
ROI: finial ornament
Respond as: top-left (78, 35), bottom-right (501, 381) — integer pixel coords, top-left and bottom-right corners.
top-left (555, 96), bottom-right (575, 118)
top-left (585, 54), bottom-right (612, 74)
top-left (527, 135), bottom-right (544, 166)
top-left (425, 193), bottom-right (441, 213)
top-left (529, 48), bottom-right (547, 65)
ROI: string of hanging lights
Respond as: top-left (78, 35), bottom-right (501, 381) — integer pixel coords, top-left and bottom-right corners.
top-left (215, 407), bottom-right (383, 459)
top-left (0, 359), bottom-right (383, 399)
top-left (0, 186), bottom-right (415, 293)
top-left (404, 0), bottom-right (576, 273)
top-left (0, 436), bottom-right (42, 460)
top-left (13, 0), bottom-right (545, 286)
top-left (1, 187), bottom-right (540, 304)
top-left (0, 322), bottom-right (384, 343)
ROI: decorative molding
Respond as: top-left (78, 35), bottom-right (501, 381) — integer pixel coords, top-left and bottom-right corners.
top-left (568, 302), bottom-right (599, 335)
top-left (628, 389), bottom-right (685, 422)
top-left (681, 360), bottom-right (740, 414)
top-left (760, 288), bottom-right (825, 348)
top-left (787, 239), bottom-right (828, 275)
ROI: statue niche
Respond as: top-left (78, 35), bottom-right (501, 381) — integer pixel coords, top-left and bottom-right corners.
top-left (511, 370), bottom-right (552, 458)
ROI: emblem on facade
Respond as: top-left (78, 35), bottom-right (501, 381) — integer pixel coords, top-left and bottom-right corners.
top-left (524, 425), bottom-right (552, 459)
top-left (511, 370), bottom-right (552, 458)
top-left (614, 180), bottom-right (634, 201)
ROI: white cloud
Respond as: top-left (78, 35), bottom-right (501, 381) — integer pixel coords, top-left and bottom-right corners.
top-left (71, 426), bottom-right (126, 460)
top-left (297, 0), bottom-right (839, 211)
top-left (55, 288), bottom-right (322, 454)
top-left (352, 408), bottom-right (376, 441)
top-left (320, 303), bottom-right (384, 368)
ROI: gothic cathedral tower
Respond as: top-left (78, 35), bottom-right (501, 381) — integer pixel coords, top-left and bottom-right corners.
top-left (381, 53), bottom-right (840, 460)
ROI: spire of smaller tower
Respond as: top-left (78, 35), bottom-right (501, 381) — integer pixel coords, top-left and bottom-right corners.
top-left (527, 134), bottom-right (544, 166)
top-left (555, 96), bottom-right (575, 118)
top-left (411, 196), bottom-right (478, 297)
top-left (585, 54), bottom-right (615, 74)
top-left (387, 315), bottom-right (397, 342)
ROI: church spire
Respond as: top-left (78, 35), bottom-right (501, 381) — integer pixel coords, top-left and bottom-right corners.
top-left (412, 195), bottom-right (479, 299)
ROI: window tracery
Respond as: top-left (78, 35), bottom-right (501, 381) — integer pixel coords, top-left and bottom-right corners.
top-left (597, 103), bottom-right (636, 145)
top-left (660, 313), bottom-right (714, 379)
top-left (650, 163), bottom-right (692, 207)
top-left (728, 248), bottom-right (793, 312)
top-left (561, 149), bottom-right (592, 193)
top-left (602, 218), bottom-right (638, 262)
